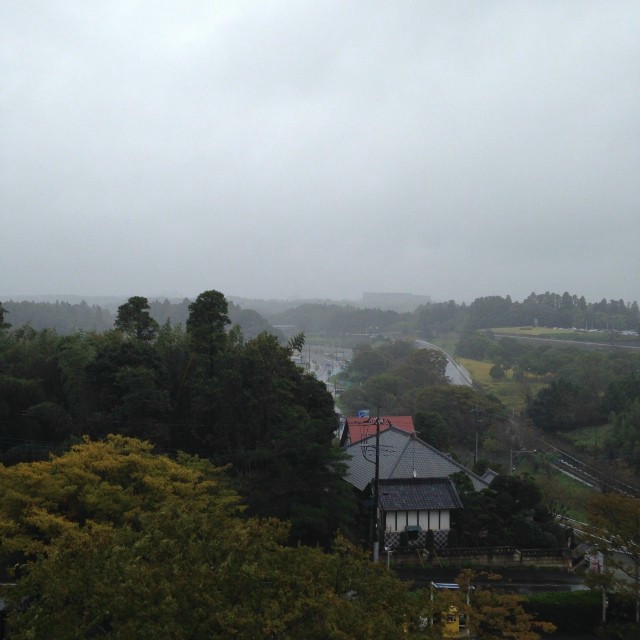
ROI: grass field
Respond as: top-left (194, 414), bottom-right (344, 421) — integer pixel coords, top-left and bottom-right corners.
top-left (457, 356), bottom-right (547, 412)
top-left (491, 326), bottom-right (574, 337)
top-left (490, 326), bottom-right (639, 345)
top-left (517, 460), bottom-right (593, 523)
top-left (556, 424), bottom-right (613, 454)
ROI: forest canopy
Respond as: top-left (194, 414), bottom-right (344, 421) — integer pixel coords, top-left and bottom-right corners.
top-left (0, 291), bottom-right (352, 547)
top-left (0, 436), bottom-right (414, 639)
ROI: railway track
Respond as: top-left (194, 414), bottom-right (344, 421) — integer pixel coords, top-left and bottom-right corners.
top-left (535, 439), bottom-right (640, 498)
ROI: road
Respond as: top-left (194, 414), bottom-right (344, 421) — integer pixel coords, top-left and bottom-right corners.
top-left (298, 344), bottom-right (352, 388)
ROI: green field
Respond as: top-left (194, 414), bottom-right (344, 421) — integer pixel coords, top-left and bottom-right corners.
top-left (491, 326), bottom-right (574, 337)
top-left (490, 326), bottom-right (639, 345)
top-left (555, 424), bottom-right (613, 455)
top-left (457, 356), bottom-right (547, 412)
top-left (517, 459), bottom-right (592, 523)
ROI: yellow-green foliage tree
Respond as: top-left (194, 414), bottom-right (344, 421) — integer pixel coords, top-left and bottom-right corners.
top-left (0, 436), bottom-right (418, 639)
top-left (419, 571), bottom-right (556, 640)
top-left (586, 492), bottom-right (640, 625)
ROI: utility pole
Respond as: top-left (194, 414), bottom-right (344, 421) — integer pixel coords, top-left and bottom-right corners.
top-left (372, 407), bottom-right (381, 562)
top-left (470, 405), bottom-right (483, 465)
top-left (361, 407), bottom-right (383, 562)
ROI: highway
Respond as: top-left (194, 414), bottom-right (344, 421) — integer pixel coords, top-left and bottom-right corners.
top-left (297, 344), bottom-right (352, 388)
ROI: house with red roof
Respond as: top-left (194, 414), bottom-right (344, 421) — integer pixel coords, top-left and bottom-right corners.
top-left (339, 415), bottom-right (414, 446)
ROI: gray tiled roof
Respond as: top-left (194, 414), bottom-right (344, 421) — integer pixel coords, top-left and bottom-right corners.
top-left (378, 477), bottom-right (463, 511)
top-left (481, 468), bottom-right (500, 484)
top-left (343, 427), bottom-right (489, 492)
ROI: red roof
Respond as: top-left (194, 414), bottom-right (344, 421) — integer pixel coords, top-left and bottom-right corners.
top-left (344, 415), bottom-right (415, 444)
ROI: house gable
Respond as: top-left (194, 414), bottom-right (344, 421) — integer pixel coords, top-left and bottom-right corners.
top-left (343, 426), bottom-right (489, 492)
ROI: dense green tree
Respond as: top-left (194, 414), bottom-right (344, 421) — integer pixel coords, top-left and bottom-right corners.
top-left (287, 331), bottom-right (305, 352)
top-left (605, 400), bottom-right (640, 473)
top-left (0, 436), bottom-right (415, 639)
top-left (361, 373), bottom-right (404, 410)
top-left (83, 334), bottom-right (170, 442)
top-left (340, 342), bottom-right (448, 416)
top-left (0, 302), bottom-right (10, 331)
top-left (392, 347), bottom-right (447, 388)
top-left (336, 385), bottom-right (369, 417)
top-left (346, 343), bottom-right (389, 382)
top-left (456, 331), bottom-right (495, 360)
top-left (489, 363), bottom-right (505, 381)
top-left (586, 492), bottom-right (640, 625)
top-left (414, 410), bottom-right (450, 450)
top-left (450, 475), bottom-right (564, 549)
top-left (55, 332), bottom-right (98, 416)
top-left (603, 372), bottom-right (640, 415)
top-left (466, 295), bottom-right (513, 329)
top-left (208, 332), bottom-right (353, 546)
top-left (415, 385), bottom-right (505, 452)
top-left (153, 320), bottom-right (193, 442)
top-left (415, 300), bottom-right (463, 337)
top-left (0, 328), bottom-right (69, 458)
top-left (186, 289), bottom-right (230, 376)
top-left (527, 378), bottom-right (588, 432)
top-left (492, 336), bottom-right (527, 369)
top-left (114, 296), bottom-right (159, 341)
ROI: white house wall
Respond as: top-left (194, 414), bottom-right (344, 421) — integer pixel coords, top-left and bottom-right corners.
top-left (385, 512), bottom-right (394, 530)
top-left (384, 509), bottom-right (450, 531)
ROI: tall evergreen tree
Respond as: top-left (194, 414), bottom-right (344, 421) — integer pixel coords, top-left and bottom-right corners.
top-left (115, 296), bottom-right (158, 341)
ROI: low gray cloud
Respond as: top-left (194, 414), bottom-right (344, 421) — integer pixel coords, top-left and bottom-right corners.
top-left (2, 1), bottom-right (639, 304)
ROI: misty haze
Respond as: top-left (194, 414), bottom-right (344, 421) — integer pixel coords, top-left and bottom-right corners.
top-left (2, 1), bottom-right (639, 304)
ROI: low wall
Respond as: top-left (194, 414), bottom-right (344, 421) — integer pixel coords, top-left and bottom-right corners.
top-left (389, 546), bottom-right (570, 569)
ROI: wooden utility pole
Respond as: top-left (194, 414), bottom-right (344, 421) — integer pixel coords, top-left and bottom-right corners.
top-left (372, 408), bottom-right (381, 562)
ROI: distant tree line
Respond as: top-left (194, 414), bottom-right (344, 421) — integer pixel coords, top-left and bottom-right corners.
top-left (2, 289), bottom-right (638, 340)
top-left (0, 298), bottom-right (283, 340)
top-left (463, 292), bottom-right (639, 332)
top-left (266, 291), bottom-right (640, 338)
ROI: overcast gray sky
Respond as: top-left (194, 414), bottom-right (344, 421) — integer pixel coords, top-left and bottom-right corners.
top-left (2, 1), bottom-right (639, 304)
